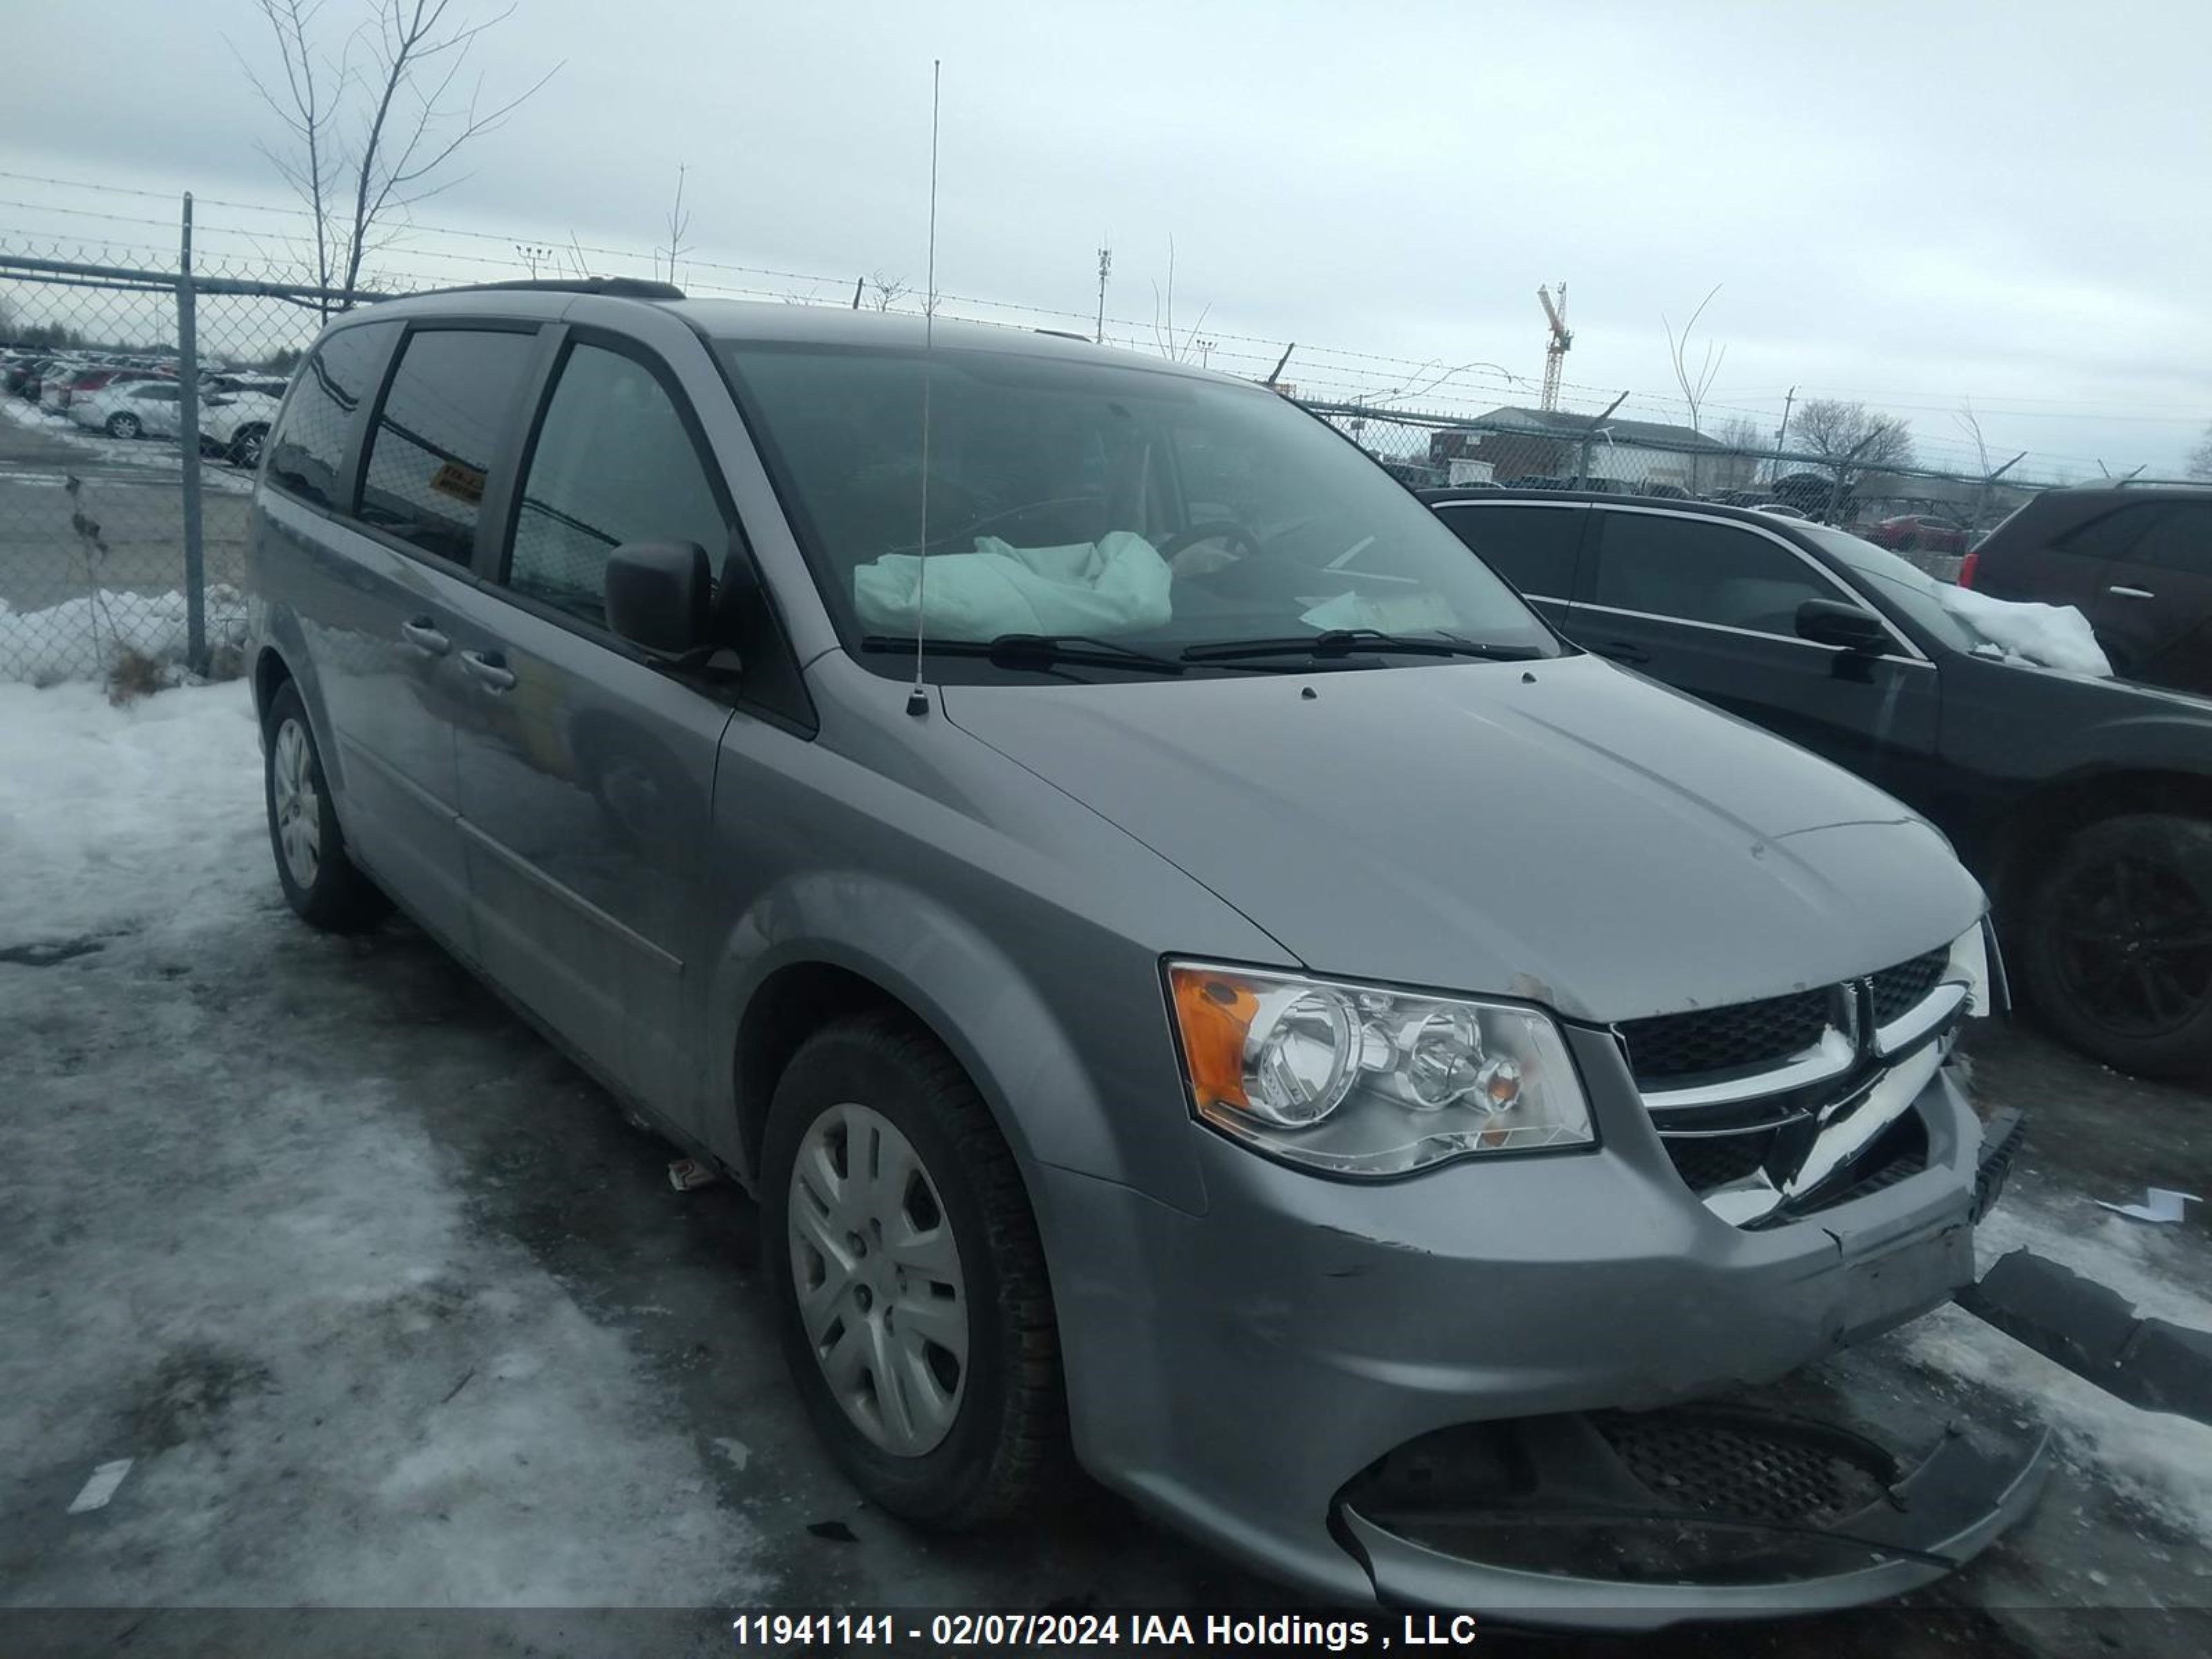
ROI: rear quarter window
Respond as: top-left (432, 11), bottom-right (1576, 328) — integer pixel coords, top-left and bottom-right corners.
top-left (1432, 503), bottom-right (1584, 597)
top-left (357, 328), bottom-right (539, 565)
top-left (265, 321), bottom-right (399, 510)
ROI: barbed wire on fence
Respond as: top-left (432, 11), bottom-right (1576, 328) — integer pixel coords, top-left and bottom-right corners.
top-left (4, 229), bottom-right (2202, 691)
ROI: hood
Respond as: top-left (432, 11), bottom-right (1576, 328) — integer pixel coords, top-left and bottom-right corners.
top-left (942, 655), bottom-right (1982, 1023)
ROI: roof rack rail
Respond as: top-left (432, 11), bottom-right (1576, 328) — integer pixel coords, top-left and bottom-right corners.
top-left (1033, 328), bottom-right (1092, 342)
top-left (408, 277), bottom-right (686, 301)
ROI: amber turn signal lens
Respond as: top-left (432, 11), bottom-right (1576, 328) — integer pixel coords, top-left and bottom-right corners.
top-left (1170, 967), bottom-right (1259, 1109)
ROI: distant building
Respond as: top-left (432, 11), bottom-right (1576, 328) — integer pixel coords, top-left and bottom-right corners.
top-left (1427, 406), bottom-right (1730, 489)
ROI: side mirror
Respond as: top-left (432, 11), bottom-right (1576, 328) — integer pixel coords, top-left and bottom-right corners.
top-left (606, 541), bottom-right (713, 656)
top-left (1796, 597), bottom-right (1888, 653)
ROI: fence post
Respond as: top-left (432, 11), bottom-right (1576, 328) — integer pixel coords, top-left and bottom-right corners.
top-left (176, 192), bottom-right (207, 676)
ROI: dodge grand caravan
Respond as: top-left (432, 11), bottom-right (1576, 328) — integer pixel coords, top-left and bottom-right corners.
top-left (244, 281), bottom-right (2040, 1624)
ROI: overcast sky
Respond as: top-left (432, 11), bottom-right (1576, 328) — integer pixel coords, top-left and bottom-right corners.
top-left (7, 0), bottom-right (2208, 478)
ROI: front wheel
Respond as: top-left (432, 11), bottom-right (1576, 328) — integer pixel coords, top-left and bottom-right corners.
top-left (105, 412), bottom-right (141, 439)
top-left (263, 681), bottom-right (389, 932)
top-left (2016, 812), bottom-right (2212, 1077)
top-left (231, 424), bottom-right (268, 467)
top-left (761, 1013), bottom-right (1067, 1528)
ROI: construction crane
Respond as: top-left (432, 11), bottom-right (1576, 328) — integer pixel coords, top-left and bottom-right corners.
top-left (1537, 283), bottom-right (1571, 412)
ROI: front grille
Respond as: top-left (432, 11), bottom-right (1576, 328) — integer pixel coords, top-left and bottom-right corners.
top-left (1663, 1132), bottom-right (1772, 1193)
top-left (1617, 988), bottom-right (1828, 1085)
top-left (1870, 948), bottom-right (1949, 1027)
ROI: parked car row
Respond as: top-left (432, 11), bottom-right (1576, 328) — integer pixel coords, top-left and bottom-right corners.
top-left (2, 346), bottom-right (288, 465)
top-left (1423, 485), bottom-right (2212, 1078)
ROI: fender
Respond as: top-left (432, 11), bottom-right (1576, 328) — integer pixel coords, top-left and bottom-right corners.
top-left (707, 868), bottom-right (1213, 1217)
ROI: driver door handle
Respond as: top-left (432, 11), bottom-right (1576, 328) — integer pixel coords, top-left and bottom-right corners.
top-left (2108, 585), bottom-right (2156, 600)
top-left (399, 617), bottom-right (450, 655)
top-left (460, 649), bottom-right (516, 692)
top-left (1593, 640), bottom-right (1651, 665)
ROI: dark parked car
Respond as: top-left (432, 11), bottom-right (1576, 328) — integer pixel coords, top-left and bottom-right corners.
top-left (1425, 486), bottom-right (2212, 1078)
top-left (1866, 514), bottom-right (1969, 554)
top-left (1962, 485), bottom-right (2212, 698)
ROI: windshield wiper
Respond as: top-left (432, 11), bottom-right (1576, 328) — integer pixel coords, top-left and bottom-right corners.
top-left (859, 633), bottom-right (1188, 673)
top-left (1181, 628), bottom-right (1543, 664)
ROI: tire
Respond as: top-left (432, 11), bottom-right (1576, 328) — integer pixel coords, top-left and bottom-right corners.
top-left (761, 1012), bottom-right (1066, 1528)
top-left (262, 681), bottom-right (389, 932)
top-left (105, 412), bottom-right (140, 439)
top-left (231, 424), bottom-right (268, 468)
top-left (2016, 812), bottom-right (2212, 1077)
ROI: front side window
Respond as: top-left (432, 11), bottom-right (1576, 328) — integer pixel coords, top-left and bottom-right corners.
top-left (507, 344), bottom-right (727, 628)
top-left (719, 341), bottom-right (1557, 680)
top-left (266, 320), bottom-right (398, 509)
top-left (358, 328), bottom-right (538, 564)
top-left (1590, 512), bottom-right (1833, 637)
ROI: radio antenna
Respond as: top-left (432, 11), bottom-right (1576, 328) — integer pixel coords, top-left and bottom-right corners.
top-left (906, 58), bottom-right (942, 718)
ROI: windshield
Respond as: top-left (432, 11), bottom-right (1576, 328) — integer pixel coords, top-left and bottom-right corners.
top-left (718, 341), bottom-right (1559, 679)
top-left (1800, 525), bottom-right (1989, 655)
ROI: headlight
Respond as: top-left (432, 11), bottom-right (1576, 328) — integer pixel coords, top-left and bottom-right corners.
top-left (1166, 962), bottom-right (1594, 1177)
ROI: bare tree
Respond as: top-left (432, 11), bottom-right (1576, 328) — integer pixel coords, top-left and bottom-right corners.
top-left (2189, 422), bottom-right (2212, 481)
top-left (865, 270), bottom-right (910, 311)
top-left (1150, 236), bottom-right (1211, 364)
top-left (1953, 397), bottom-right (1991, 479)
top-left (234, 0), bottom-right (559, 304)
top-left (234, 0), bottom-right (341, 299)
top-left (1663, 284), bottom-right (1726, 436)
top-left (653, 163), bottom-right (692, 288)
top-left (1792, 397), bottom-right (1913, 520)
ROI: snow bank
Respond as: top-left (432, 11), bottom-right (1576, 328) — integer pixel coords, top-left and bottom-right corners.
top-left (0, 584), bottom-right (249, 685)
top-left (1940, 585), bottom-right (2114, 677)
top-left (1908, 1181), bottom-right (2212, 1544)
top-left (0, 678), bottom-right (263, 944)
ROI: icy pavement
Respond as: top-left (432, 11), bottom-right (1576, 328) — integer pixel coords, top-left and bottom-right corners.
top-left (1, 681), bottom-right (2209, 1654)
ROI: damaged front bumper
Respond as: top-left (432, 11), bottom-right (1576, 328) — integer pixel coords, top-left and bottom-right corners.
top-left (1338, 1405), bottom-right (2049, 1630)
top-left (1033, 1030), bottom-right (2038, 1622)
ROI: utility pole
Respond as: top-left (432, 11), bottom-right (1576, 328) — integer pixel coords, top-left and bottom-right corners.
top-left (1095, 243), bottom-right (1112, 344)
top-left (1774, 385), bottom-right (1797, 485)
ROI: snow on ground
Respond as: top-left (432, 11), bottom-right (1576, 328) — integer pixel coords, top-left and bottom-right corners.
top-left (0, 682), bottom-right (766, 1606)
top-left (0, 587), bottom-right (251, 686)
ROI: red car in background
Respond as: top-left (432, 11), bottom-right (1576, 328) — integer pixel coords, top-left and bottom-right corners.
top-left (1866, 514), bottom-right (1970, 554)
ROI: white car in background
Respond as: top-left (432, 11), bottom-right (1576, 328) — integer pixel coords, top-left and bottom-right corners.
top-left (68, 377), bottom-right (191, 440)
top-left (199, 387), bottom-right (284, 466)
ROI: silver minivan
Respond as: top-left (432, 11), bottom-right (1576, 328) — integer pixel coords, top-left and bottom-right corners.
top-left (245, 281), bottom-right (2041, 1624)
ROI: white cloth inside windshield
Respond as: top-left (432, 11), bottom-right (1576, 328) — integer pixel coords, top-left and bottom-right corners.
top-left (853, 532), bottom-right (1173, 639)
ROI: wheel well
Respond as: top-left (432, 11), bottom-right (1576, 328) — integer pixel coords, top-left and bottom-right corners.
top-left (733, 962), bottom-right (911, 1179)
top-left (252, 647), bottom-right (293, 731)
top-left (1996, 770), bottom-right (2212, 908)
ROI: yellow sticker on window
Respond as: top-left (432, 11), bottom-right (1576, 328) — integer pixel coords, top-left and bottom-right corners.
top-left (431, 461), bottom-right (486, 505)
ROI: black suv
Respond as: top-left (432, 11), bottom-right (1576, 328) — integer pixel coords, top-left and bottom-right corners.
top-left (1424, 486), bottom-right (2212, 1078)
top-left (1962, 485), bottom-right (2212, 699)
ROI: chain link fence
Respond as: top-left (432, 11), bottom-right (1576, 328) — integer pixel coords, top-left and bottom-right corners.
top-left (0, 247), bottom-right (354, 688)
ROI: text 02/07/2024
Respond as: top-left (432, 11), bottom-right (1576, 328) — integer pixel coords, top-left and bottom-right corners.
top-left (729, 1611), bottom-right (1481, 1651)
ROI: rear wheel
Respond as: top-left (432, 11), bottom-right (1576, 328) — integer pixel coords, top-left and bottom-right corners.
top-left (2018, 812), bottom-right (2212, 1077)
top-left (760, 1013), bottom-right (1066, 1527)
top-left (231, 424), bottom-right (268, 467)
top-left (263, 681), bottom-right (388, 932)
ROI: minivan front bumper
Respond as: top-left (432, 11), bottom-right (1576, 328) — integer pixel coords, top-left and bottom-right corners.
top-left (1031, 1027), bottom-right (2023, 1622)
